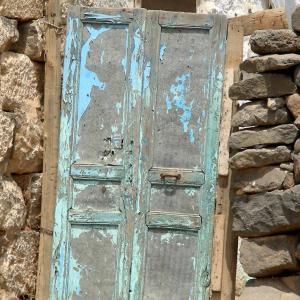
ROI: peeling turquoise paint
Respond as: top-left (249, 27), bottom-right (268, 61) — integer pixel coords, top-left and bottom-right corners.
top-left (160, 43), bottom-right (167, 61)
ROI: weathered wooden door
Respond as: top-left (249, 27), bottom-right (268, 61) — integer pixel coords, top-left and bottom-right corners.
top-left (50, 7), bottom-right (226, 300)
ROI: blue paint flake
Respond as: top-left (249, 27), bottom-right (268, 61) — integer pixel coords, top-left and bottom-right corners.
top-left (160, 43), bottom-right (167, 61)
top-left (165, 73), bottom-right (195, 143)
top-left (77, 25), bottom-right (110, 121)
top-left (143, 61), bottom-right (151, 92)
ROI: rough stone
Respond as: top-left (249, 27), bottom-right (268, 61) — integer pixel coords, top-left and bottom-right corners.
top-left (0, 0), bottom-right (44, 21)
top-left (240, 235), bottom-right (300, 277)
top-left (250, 29), bottom-right (300, 55)
top-left (280, 162), bottom-right (294, 172)
top-left (283, 172), bottom-right (295, 189)
top-left (240, 54), bottom-right (300, 73)
top-left (296, 244), bottom-right (300, 260)
top-left (0, 231), bottom-right (39, 296)
top-left (0, 112), bottom-right (15, 173)
top-left (0, 17), bottom-right (19, 53)
top-left (232, 100), bottom-right (290, 127)
top-left (294, 65), bottom-right (300, 88)
top-left (0, 289), bottom-right (17, 300)
top-left (237, 277), bottom-right (300, 300)
top-left (229, 124), bottom-right (299, 150)
top-left (295, 138), bottom-right (300, 154)
top-left (0, 177), bottom-right (26, 231)
top-left (230, 146), bottom-right (291, 169)
top-left (0, 52), bottom-right (44, 174)
top-left (287, 94), bottom-right (300, 118)
top-left (229, 74), bottom-right (296, 100)
top-left (293, 154), bottom-right (300, 184)
top-left (233, 185), bottom-right (300, 237)
top-left (232, 166), bottom-right (287, 194)
top-left (292, 6), bottom-right (300, 32)
top-left (295, 116), bottom-right (300, 129)
top-left (267, 97), bottom-right (286, 111)
top-left (14, 173), bottom-right (42, 230)
top-left (13, 19), bottom-right (45, 62)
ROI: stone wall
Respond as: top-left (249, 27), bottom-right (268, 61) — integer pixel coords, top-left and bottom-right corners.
top-left (0, 1), bottom-right (45, 299)
top-left (229, 13), bottom-right (300, 299)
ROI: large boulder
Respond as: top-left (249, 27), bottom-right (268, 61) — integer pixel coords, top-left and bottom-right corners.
top-left (0, 231), bottom-right (39, 296)
top-left (0, 0), bottom-right (44, 21)
top-left (240, 54), bottom-right (300, 73)
top-left (232, 166), bottom-right (287, 194)
top-left (233, 185), bottom-right (300, 237)
top-left (240, 235), bottom-right (300, 277)
top-left (232, 100), bottom-right (290, 127)
top-left (13, 19), bottom-right (45, 62)
top-left (0, 112), bottom-right (15, 173)
top-left (250, 29), bottom-right (300, 55)
top-left (229, 146), bottom-right (291, 169)
top-left (0, 17), bottom-right (19, 53)
top-left (229, 124), bottom-right (299, 150)
top-left (0, 177), bottom-right (26, 231)
top-left (237, 277), bottom-right (300, 300)
top-left (286, 94), bottom-right (300, 118)
top-left (229, 74), bottom-right (296, 100)
top-left (0, 52), bottom-right (44, 174)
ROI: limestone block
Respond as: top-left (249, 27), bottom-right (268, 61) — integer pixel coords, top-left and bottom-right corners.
top-left (250, 29), bottom-right (300, 55)
top-left (232, 185), bottom-right (300, 237)
top-left (13, 19), bottom-right (45, 62)
top-left (0, 52), bottom-right (44, 174)
top-left (229, 124), bottom-right (299, 150)
top-left (287, 94), bottom-right (300, 118)
top-left (14, 173), bottom-right (42, 230)
top-left (293, 154), bottom-right (300, 184)
top-left (292, 6), bottom-right (300, 32)
top-left (0, 177), bottom-right (26, 231)
top-left (280, 162), bottom-right (294, 172)
top-left (240, 235), bottom-right (300, 277)
top-left (0, 112), bottom-right (15, 173)
top-left (0, 0), bottom-right (44, 21)
top-left (267, 97), bottom-right (286, 110)
top-left (0, 17), bottom-right (18, 53)
top-left (229, 146), bottom-right (291, 169)
top-left (232, 166), bottom-right (287, 194)
top-left (237, 277), bottom-right (300, 300)
top-left (232, 100), bottom-right (290, 127)
top-left (240, 54), bottom-right (300, 73)
top-left (229, 74), bottom-right (296, 100)
top-left (283, 172), bottom-right (295, 190)
top-left (0, 231), bottom-right (39, 296)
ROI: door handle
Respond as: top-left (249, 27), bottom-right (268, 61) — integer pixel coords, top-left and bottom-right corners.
top-left (160, 171), bottom-right (181, 181)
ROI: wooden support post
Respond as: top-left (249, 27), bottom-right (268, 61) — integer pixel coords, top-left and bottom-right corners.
top-left (36, 0), bottom-right (62, 299)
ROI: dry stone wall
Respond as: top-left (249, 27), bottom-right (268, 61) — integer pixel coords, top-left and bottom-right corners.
top-left (0, 1), bottom-right (45, 299)
top-left (230, 12), bottom-right (300, 299)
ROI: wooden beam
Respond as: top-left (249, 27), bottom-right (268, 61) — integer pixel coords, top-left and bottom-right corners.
top-left (35, 0), bottom-right (62, 298)
top-left (229, 8), bottom-right (288, 36)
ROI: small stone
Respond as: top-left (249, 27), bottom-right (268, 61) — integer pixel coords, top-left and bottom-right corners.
top-left (0, 112), bottom-right (15, 173)
top-left (294, 65), bottom-right (300, 88)
top-left (232, 100), bottom-right (290, 127)
top-left (233, 166), bottom-right (287, 194)
top-left (229, 124), bottom-right (299, 150)
top-left (267, 97), bottom-right (286, 111)
top-left (0, 17), bottom-right (19, 53)
top-left (229, 74), bottom-right (296, 100)
top-left (232, 185), bottom-right (300, 237)
top-left (0, 231), bottom-right (39, 296)
top-left (13, 19), bottom-right (45, 62)
top-left (250, 29), bottom-right (300, 55)
top-left (240, 235), bottom-right (300, 277)
top-left (0, 177), bottom-right (26, 231)
top-left (240, 54), bottom-right (300, 73)
top-left (296, 244), bottom-right (300, 260)
top-left (280, 162), bottom-right (294, 172)
top-left (294, 138), bottom-right (300, 154)
top-left (0, 0), bottom-right (44, 21)
top-left (286, 94), bottom-right (300, 118)
top-left (293, 154), bottom-right (300, 184)
top-left (283, 172), bottom-right (295, 189)
top-left (230, 146), bottom-right (291, 169)
top-left (295, 116), bottom-right (300, 129)
top-left (292, 6), bottom-right (300, 32)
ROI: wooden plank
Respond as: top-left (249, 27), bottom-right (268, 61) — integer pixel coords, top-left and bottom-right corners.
top-left (35, 0), bottom-right (62, 299)
top-left (134, 0), bottom-right (142, 8)
top-left (146, 212), bottom-right (202, 231)
top-left (229, 8), bottom-right (288, 35)
top-left (68, 210), bottom-right (124, 224)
